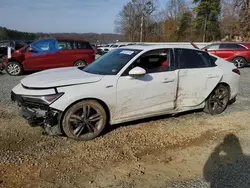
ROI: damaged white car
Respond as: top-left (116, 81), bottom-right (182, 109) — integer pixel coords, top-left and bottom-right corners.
top-left (11, 45), bottom-right (240, 140)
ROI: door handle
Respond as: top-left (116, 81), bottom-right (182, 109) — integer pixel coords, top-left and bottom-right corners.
top-left (207, 74), bottom-right (219, 78)
top-left (162, 78), bottom-right (175, 83)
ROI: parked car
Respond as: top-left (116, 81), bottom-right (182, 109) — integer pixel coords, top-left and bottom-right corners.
top-left (201, 42), bottom-right (250, 68)
top-left (3, 38), bottom-right (95, 76)
top-left (0, 40), bottom-right (30, 59)
top-left (11, 45), bottom-right (240, 140)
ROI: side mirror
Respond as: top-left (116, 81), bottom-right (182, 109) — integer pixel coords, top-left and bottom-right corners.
top-left (128, 67), bottom-right (146, 77)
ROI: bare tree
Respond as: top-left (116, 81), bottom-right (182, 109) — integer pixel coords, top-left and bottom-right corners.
top-left (114, 0), bottom-right (157, 42)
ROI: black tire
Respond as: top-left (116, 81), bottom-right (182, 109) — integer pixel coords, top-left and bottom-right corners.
top-left (204, 84), bottom-right (230, 115)
top-left (62, 100), bottom-right (107, 141)
top-left (232, 57), bottom-right (247, 68)
top-left (73, 60), bottom-right (86, 67)
top-left (6, 61), bottom-right (23, 76)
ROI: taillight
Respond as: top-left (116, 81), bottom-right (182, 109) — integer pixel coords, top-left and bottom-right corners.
top-left (232, 68), bottom-right (240, 75)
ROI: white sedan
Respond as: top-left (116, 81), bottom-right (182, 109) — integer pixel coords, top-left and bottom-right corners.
top-left (11, 45), bottom-right (240, 140)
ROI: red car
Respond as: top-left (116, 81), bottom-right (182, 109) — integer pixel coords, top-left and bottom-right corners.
top-left (202, 42), bottom-right (250, 68)
top-left (3, 38), bottom-right (95, 76)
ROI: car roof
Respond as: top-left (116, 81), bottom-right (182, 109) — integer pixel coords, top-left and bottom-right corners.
top-left (206, 42), bottom-right (250, 49)
top-left (55, 38), bottom-right (89, 42)
top-left (120, 44), bottom-right (201, 51)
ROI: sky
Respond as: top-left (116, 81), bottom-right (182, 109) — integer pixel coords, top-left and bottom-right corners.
top-left (0, 0), bottom-right (170, 34)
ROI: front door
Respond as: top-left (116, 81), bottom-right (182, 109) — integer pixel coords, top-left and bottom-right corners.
top-left (23, 38), bottom-right (62, 70)
top-left (175, 49), bottom-right (223, 107)
top-left (114, 49), bottom-right (178, 121)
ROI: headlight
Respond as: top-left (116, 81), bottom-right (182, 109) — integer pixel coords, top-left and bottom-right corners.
top-left (22, 93), bottom-right (64, 105)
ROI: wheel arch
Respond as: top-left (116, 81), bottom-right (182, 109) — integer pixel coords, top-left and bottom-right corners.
top-left (7, 58), bottom-right (22, 64)
top-left (73, 59), bottom-right (87, 66)
top-left (206, 82), bottom-right (231, 101)
top-left (232, 56), bottom-right (248, 63)
top-left (58, 97), bottom-right (111, 128)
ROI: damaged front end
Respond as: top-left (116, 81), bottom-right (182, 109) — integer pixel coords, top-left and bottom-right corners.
top-left (11, 91), bottom-right (63, 135)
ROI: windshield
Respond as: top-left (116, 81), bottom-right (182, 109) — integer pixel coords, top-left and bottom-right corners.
top-left (83, 48), bottom-right (141, 75)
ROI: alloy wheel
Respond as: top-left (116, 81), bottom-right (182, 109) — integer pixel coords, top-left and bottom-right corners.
top-left (74, 60), bottom-right (86, 67)
top-left (7, 63), bottom-right (21, 75)
top-left (207, 85), bottom-right (229, 115)
top-left (233, 57), bottom-right (246, 68)
top-left (64, 102), bottom-right (106, 140)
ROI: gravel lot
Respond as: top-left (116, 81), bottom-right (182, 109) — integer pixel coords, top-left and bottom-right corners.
top-left (1, 68), bottom-right (250, 188)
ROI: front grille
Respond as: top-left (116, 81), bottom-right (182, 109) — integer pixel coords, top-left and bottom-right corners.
top-left (11, 91), bottom-right (23, 102)
top-left (11, 91), bottom-right (49, 110)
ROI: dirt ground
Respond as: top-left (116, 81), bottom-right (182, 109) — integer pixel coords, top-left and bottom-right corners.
top-left (1, 102), bottom-right (250, 188)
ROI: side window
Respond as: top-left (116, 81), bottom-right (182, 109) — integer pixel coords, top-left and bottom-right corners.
top-left (58, 41), bottom-right (72, 50)
top-left (76, 42), bottom-right (93, 49)
top-left (219, 43), bottom-right (246, 49)
top-left (122, 49), bottom-right (171, 75)
top-left (206, 44), bottom-right (220, 50)
top-left (177, 49), bottom-right (212, 69)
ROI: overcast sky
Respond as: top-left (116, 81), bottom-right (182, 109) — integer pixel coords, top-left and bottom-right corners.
top-left (0, 0), bottom-right (176, 33)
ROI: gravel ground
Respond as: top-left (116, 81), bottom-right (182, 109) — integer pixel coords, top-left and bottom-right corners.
top-left (1, 68), bottom-right (250, 188)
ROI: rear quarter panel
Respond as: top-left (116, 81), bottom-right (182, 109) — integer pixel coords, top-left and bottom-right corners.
top-left (61, 49), bottom-right (95, 65)
top-left (215, 58), bottom-right (240, 100)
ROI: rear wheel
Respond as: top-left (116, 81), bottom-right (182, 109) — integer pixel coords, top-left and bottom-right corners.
top-left (233, 57), bottom-right (247, 68)
top-left (74, 60), bottom-right (86, 67)
top-left (62, 100), bottom-right (107, 141)
top-left (6, 61), bottom-right (23, 76)
top-left (204, 84), bottom-right (230, 115)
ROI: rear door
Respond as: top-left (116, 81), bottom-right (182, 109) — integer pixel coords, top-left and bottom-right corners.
top-left (216, 43), bottom-right (248, 61)
top-left (70, 41), bottom-right (95, 65)
top-left (175, 49), bottom-right (223, 107)
top-left (215, 43), bottom-right (235, 59)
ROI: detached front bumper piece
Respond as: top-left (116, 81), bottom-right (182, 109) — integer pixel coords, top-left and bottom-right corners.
top-left (11, 91), bottom-right (63, 135)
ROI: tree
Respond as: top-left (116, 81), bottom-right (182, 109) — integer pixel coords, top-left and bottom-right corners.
top-left (235, 0), bottom-right (250, 40)
top-left (114, 0), bottom-right (157, 42)
top-left (193, 0), bottom-right (221, 42)
top-left (220, 0), bottom-right (241, 41)
top-left (177, 11), bottom-right (194, 41)
top-left (0, 27), bottom-right (8, 40)
top-left (160, 0), bottom-right (190, 41)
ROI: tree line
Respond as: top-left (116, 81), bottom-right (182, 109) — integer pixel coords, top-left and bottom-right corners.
top-left (115, 0), bottom-right (250, 42)
top-left (0, 26), bottom-right (124, 44)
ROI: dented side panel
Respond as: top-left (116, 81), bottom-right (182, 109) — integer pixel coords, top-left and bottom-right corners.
top-left (114, 71), bottom-right (178, 120)
top-left (176, 67), bottom-right (223, 107)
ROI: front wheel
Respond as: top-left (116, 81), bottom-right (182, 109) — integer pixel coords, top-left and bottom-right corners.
top-left (233, 57), bottom-right (247, 68)
top-left (204, 85), bottom-right (230, 115)
top-left (6, 61), bottom-right (23, 76)
top-left (62, 100), bottom-right (107, 141)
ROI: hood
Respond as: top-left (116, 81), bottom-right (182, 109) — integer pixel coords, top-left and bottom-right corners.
top-left (21, 67), bottom-right (103, 88)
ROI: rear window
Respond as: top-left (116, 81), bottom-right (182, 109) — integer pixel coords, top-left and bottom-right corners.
top-left (58, 40), bottom-right (93, 50)
top-left (72, 41), bottom-right (93, 49)
top-left (219, 43), bottom-right (246, 49)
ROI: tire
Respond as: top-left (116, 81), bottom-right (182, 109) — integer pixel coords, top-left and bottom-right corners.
top-left (73, 60), bottom-right (86, 67)
top-left (204, 84), bottom-right (230, 115)
top-left (62, 100), bottom-right (107, 141)
top-left (6, 61), bottom-right (23, 76)
top-left (232, 57), bottom-right (247, 68)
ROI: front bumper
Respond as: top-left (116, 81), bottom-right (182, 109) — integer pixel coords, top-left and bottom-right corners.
top-left (11, 91), bottom-right (62, 134)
